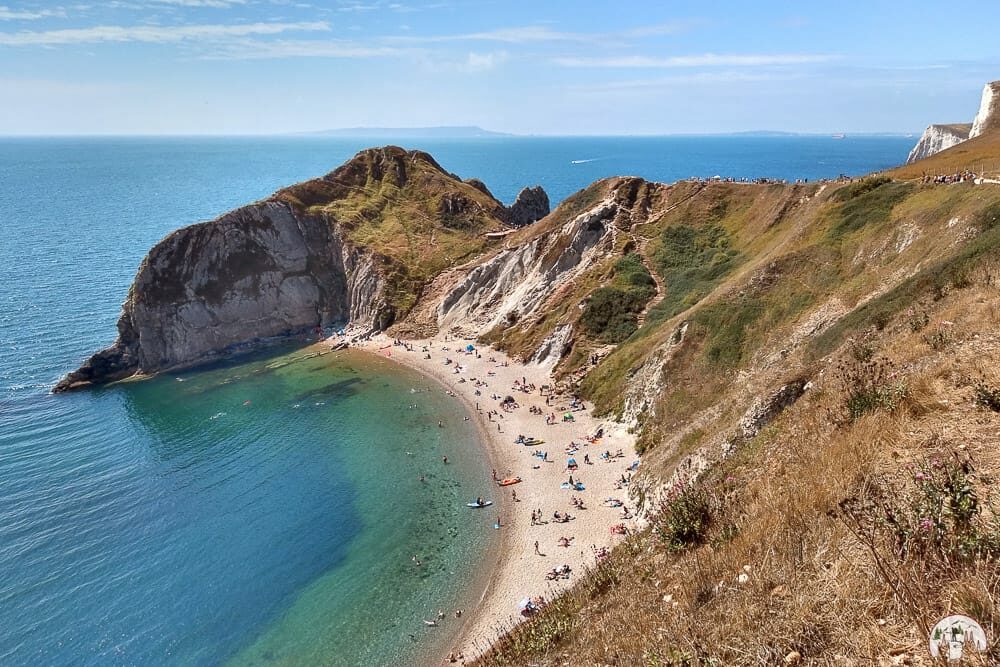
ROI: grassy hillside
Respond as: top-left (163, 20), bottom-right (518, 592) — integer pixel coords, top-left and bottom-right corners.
top-left (274, 146), bottom-right (509, 316)
top-left (470, 160), bottom-right (1000, 664)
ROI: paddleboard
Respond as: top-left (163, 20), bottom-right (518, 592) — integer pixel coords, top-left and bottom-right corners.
top-left (466, 501), bottom-right (493, 508)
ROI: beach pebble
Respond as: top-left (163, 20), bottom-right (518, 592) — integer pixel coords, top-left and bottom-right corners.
top-left (784, 651), bottom-right (802, 665)
top-left (736, 573), bottom-right (749, 584)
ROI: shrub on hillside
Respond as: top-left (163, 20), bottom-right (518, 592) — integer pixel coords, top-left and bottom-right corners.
top-left (839, 453), bottom-right (1000, 564)
top-left (653, 478), bottom-right (713, 551)
top-left (651, 475), bottom-right (738, 552)
top-left (579, 254), bottom-right (655, 343)
top-left (973, 379), bottom-right (1000, 412)
top-left (834, 355), bottom-right (908, 421)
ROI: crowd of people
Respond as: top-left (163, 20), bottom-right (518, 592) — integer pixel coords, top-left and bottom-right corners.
top-left (921, 169), bottom-right (979, 184)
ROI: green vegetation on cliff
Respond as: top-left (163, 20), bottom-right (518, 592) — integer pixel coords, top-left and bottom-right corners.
top-left (276, 146), bottom-right (510, 316)
top-left (579, 254), bottom-right (655, 343)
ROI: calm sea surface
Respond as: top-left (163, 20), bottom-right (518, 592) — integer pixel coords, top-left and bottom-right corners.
top-left (0, 135), bottom-right (911, 665)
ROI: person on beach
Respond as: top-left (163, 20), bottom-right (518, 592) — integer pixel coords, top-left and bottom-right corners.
top-left (511, 489), bottom-right (518, 502)
top-left (534, 540), bottom-right (541, 555)
top-left (442, 456), bottom-right (448, 464)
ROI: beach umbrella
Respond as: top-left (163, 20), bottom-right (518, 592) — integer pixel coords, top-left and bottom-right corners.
top-left (466, 344), bottom-right (475, 352)
top-left (518, 598), bottom-right (532, 610)
top-left (567, 458), bottom-right (577, 466)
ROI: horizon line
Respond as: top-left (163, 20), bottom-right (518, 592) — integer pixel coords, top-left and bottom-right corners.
top-left (0, 130), bottom-right (920, 139)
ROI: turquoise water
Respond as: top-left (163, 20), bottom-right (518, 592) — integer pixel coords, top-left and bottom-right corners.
top-left (0, 135), bottom-right (911, 665)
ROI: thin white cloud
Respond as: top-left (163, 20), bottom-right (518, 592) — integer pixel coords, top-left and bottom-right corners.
top-left (202, 37), bottom-right (411, 59)
top-left (337, 2), bottom-right (378, 11)
top-left (391, 25), bottom-right (598, 44)
top-left (460, 50), bottom-right (507, 72)
top-left (0, 20), bottom-right (329, 45)
top-left (149, 0), bottom-right (247, 6)
top-left (623, 20), bottom-right (704, 37)
top-left (554, 53), bottom-right (839, 68)
top-left (568, 70), bottom-right (804, 95)
top-left (0, 5), bottom-right (66, 20)
top-left (388, 20), bottom-right (700, 45)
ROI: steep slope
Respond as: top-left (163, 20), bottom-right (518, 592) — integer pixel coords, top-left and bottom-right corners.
top-left (463, 174), bottom-right (1000, 664)
top-left (970, 80), bottom-right (1000, 138)
top-left (55, 146), bottom-right (548, 391)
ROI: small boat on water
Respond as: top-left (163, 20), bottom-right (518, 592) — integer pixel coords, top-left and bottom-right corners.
top-left (467, 500), bottom-right (493, 508)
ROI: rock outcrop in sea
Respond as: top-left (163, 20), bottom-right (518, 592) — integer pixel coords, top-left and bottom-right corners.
top-left (906, 80), bottom-right (1000, 163)
top-left (503, 186), bottom-right (550, 227)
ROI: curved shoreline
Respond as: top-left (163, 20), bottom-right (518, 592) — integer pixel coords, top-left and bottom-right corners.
top-left (353, 338), bottom-right (509, 664)
top-left (353, 334), bottom-right (639, 664)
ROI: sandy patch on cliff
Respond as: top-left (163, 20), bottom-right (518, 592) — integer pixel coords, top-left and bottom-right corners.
top-left (350, 333), bottom-right (638, 663)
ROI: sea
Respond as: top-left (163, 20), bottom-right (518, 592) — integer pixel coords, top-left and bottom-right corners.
top-left (0, 134), bottom-right (913, 666)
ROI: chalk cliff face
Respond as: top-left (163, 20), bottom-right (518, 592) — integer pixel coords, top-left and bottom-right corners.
top-left (907, 80), bottom-right (1000, 163)
top-left (56, 147), bottom-right (543, 391)
top-left (905, 124), bottom-right (971, 164)
top-left (970, 80), bottom-right (1000, 138)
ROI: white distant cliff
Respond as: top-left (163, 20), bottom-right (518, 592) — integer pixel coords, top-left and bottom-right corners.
top-left (970, 81), bottom-right (1000, 138)
top-left (906, 124), bottom-right (971, 164)
top-left (906, 80), bottom-right (1000, 164)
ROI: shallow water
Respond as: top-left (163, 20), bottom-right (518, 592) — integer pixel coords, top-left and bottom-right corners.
top-left (0, 346), bottom-right (494, 665)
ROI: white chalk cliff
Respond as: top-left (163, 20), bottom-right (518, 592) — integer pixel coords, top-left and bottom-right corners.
top-left (907, 80), bottom-right (1000, 163)
top-left (906, 124), bottom-right (971, 164)
top-left (970, 81), bottom-right (1000, 139)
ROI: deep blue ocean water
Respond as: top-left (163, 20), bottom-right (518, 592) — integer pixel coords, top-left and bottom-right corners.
top-left (0, 135), bottom-right (912, 665)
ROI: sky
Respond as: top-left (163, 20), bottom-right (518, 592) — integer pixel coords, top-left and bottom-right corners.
top-left (0, 0), bottom-right (998, 135)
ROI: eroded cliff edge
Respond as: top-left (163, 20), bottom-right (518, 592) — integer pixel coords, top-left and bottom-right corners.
top-left (54, 146), bottom-right (549, 391)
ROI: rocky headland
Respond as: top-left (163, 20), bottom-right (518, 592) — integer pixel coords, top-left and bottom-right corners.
top-left (54, 147), bottom-right (549, 391)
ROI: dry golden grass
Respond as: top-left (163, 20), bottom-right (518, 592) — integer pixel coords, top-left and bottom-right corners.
top-left (890, 129), bottom-right (1000, 180)
top-left (474, 221), bottom-right (1000, 666)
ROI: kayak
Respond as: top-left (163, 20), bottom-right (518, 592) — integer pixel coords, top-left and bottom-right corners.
top-left (522, 439), bottom-right (544, 446)
top-left (497, 477), bottom-right (522, 486)
top-left (467, 501), bottom-right (493, 508)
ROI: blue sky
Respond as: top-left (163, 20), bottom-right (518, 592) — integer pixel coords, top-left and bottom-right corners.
top-left (1, 0), bottom-right (998, 135)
